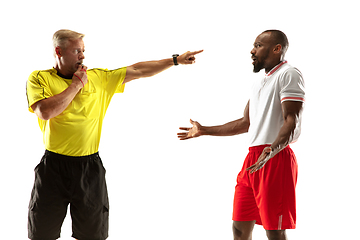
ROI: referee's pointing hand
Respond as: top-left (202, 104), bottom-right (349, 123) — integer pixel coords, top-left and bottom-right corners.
top-left (177, 50), bottom-right (204, 65)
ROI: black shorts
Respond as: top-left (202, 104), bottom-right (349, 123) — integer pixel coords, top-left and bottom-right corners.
top-left (28, 150), bottom-right (109, 240)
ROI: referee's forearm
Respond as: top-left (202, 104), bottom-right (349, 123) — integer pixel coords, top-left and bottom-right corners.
top-left (33, 83), bottom-right (81, 120)
top-left (131, 58), bottom-right (173, 78)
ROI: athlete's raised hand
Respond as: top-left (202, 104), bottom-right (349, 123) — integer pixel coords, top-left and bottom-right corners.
top-left (177, 119), bottom-right (203, 140)
top-left (177, 50), bottom-right (204, 65)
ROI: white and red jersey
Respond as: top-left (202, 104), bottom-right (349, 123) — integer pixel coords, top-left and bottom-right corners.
top-left (248, 61), bottom-right (305, 147)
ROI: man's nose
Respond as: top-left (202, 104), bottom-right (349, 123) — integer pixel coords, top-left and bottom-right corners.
top-left (79, 52), bottom-right (85, 60)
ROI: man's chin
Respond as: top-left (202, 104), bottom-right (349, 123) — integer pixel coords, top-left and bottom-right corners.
top-left (253, 66), bottom-right (262, 73)
top-left (253, 63), bottom-right (263, 73)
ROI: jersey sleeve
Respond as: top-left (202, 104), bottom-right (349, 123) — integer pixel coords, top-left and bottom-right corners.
top-left (98, 67), bottom-right (127, 95)
top-left (110, 67), bottom-right (127, 94)
top-left (279, 68), bottom-right (305, 103)
top-left (89, 67), bottom-right (127, 96)
top-left (26, 71), bottom-right (53, 113)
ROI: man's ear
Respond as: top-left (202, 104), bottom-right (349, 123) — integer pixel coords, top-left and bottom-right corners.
top-left (273, 44), bottom-right (282, 54)
top-left (55, 47), bottom-right (62, 57)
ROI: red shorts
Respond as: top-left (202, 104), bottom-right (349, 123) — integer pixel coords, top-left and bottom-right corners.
top-left (232, 145), bottom-right (298, 230)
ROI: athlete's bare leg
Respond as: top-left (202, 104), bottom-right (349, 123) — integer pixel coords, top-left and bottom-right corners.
top-left (266, 230), bottom-right (287, 240)
top-left (233, 220), bottom-right (256, 240)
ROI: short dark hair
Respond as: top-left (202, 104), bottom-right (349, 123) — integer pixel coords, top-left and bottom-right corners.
top-left (262, 29), bottom-right (289, 54)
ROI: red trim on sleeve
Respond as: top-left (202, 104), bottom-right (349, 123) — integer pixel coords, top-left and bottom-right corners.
top-left (281, 97), bottom-right (305, 102)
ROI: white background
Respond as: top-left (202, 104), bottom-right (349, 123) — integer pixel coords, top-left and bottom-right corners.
top-left (1, 0), bottom-right (359, 239)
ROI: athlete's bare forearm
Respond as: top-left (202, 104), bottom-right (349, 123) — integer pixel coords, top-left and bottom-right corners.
top-left (205, 100), bottom-right (250, 136)
top-left (247, 114), bottom-right (297, 173)
top-left (201, 118), bottom-right (250, 136)
top-left (178, 101), bottom-right (250, 140)
top-left (270, 101), bottom-right (303, 152)
top-left (270, 115), bottom-right (297, 151)
top-left (246, 101), bottom-right (303, 174)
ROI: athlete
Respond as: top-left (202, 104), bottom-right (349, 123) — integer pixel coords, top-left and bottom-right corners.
top-left (178, 30), bottom-right (305, 240)
top-left (26, 29), bottom-right (203, 240)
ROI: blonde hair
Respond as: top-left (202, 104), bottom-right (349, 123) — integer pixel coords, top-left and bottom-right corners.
top-left (52, 29), bottom-right (85, 55)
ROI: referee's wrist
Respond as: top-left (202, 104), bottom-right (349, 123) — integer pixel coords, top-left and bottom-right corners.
top-left (70, 81), bottom-right (83, 91)
top-left (172, 54), bottom-right (179, 65)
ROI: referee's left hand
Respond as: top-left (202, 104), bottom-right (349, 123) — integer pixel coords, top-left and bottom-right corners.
top-left (246, 147), bottom-right (272, 174)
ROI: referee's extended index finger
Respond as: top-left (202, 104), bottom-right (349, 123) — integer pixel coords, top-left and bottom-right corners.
top-left (190, 50), bottom-right (204, 55)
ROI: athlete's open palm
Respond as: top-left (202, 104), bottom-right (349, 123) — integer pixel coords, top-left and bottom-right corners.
top-left (178, 119), bottom-right (202, 140)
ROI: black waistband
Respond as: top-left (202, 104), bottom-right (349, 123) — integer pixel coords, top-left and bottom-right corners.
top-left (44, 150), bottom-right (100, 161)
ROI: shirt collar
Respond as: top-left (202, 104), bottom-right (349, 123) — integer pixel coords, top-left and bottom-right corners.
top-left (52, 67), bottom-right (73, 79)
top-left (265, 60), bottom-right (287, 77)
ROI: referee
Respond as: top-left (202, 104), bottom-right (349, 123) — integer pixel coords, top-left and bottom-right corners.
top-left (26, 29), bottom-right (203, 240)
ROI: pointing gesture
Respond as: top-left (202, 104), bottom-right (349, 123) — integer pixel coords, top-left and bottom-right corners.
top-left (177, 50), bottom-right (204, 65)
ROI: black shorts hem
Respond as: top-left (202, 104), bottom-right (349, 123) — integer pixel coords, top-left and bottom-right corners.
top-left (28, 234), bottom-right (59, 240)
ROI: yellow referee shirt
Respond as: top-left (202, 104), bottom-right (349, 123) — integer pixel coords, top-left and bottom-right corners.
top-left (26, 67), bottom-right (126, 156)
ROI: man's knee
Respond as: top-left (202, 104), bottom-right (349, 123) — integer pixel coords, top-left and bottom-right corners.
top-left (266, 230), bottom-right (287, 240)
top-left (233, 221), bottom-right (256, 240)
